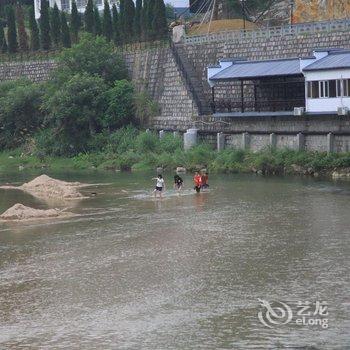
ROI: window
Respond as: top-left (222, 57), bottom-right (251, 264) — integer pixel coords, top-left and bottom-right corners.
top-left (307, 81), bottom-right (319, 99)
top-left (319, 81), bottom-right (329, 98)
top-left (344, 79), bottom-right (350, 97)
top-left (61, 0), bottom-right (70, 11)
top-left (336, 80), bottom-right (342, 97)
top-left (329, 80), bottom-right (337, 98)
top-left (77, 0), bottom-right (87, 8)
top-left (307, 79), bottom-right (347, 99)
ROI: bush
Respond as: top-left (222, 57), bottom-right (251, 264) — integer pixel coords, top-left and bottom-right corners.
top-left (116, 150), bottom-right (141, 171)
top-left (135, 131), bottom-right (159, 153)
top-left (158, 133), bottom-right (182, 153)
top-left (41, 73), bottom-right (108, 156)
top-left (184, 143), bottom-right (215, 169)
top-left (56, 33), bottom-right (128, 85)
top-left (106, 126), bottom-right (139, 153)
top-left (104, 80), bottom-right (134, 129)
top-left (0, 80), bottom-right (43, 149)
top-left (134, 91), bottom-right (159, 125)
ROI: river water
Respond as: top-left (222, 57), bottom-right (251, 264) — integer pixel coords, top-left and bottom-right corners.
top-left (0, 171), bottom-right (349, 350)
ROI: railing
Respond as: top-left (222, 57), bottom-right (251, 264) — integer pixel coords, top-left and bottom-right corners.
top-left (169, 40), bottom-right (206, 115)
top-left (212, 98), bottom-right (305, 114)
top-left (183, 18), bottom-right (350, 45)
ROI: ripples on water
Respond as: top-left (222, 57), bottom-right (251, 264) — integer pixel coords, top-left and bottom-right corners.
top-left (0, 171), bottom-right (349, 349)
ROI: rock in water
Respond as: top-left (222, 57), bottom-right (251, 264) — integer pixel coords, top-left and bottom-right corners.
top-left (0, 203), bottom-right (72, 221)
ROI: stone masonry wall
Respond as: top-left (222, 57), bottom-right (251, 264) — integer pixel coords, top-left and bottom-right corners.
top-left (180, 31), bottom-right (350, 107)
top-left (123, 47), bottom-right (198, 130)
top-left (0, 60), bottom-right (57, 82)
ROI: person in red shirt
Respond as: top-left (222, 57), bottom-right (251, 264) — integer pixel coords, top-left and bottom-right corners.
top-left (193, 172), bottom-right (202, 193)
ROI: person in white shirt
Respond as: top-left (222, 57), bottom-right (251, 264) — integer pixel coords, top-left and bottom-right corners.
top-left (153, 174), bottom-right (165, 199)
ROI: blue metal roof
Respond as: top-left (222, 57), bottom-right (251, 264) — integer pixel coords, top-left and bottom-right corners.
top-left (303, 50), bottom-right (350, 71)
top-left (210, 58), bottom-right (302, 81)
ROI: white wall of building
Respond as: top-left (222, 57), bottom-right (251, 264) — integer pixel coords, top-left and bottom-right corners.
top-left (304, 69), bottom-right (350, 113)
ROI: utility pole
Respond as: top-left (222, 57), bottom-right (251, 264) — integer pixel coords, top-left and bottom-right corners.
top-left (240, 0), bottom-right (246, 30)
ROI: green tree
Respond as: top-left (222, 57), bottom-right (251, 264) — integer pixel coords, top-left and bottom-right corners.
top-left (102, 0), bottom-right (112, 41)
top-left (0, 20), bottom-right (7, 53)
top-left (55, 33), bottom-right (128, 85)
top-left (50, 3), bottom-right (61, 47)
top-left (40, 0), bottom-right (51, 50)
top-left (16, 4), bottom-right (29, 51)
top-left (112, 4), bottom-right (121, 45)
top-left (152, 0), bottom-right (167, 40)
top-left (104, 80), bottom-right (134, 129)
top-left (42, 73), bottom-right (108, 155)
top-left (0, 80), bottom-right (43, 149)
top-left (133, 0), bottom-right (142, 41)
top-left (94, 6), bottom-right (101, 35)
top-left (143, 0), bottom-right (154, 40)
top-left (119, 0), bottom-right (125, 39)
top-left (123, 0), bottom-right (135, 42)
top-left (70, 0), bottom-right (81, 43)
top-left (84, 0), bottom-right (94, 33)
top-left (28, 5), bottom-right (40, 51)
top-left (61, 12), bottom-right (71, 48)
top-left (6, 5), bottom-right (17, 53)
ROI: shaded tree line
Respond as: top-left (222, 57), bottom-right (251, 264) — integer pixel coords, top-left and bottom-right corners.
top-left (0, 0), bottom-right (168, 54)
top-left (0, 0), bottom-right (71, 53)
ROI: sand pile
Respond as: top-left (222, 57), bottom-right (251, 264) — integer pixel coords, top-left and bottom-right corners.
top-left (0, 174), bottom-right (85, 200)
top-left (188, 19), bottom-right (257, 36)
top-left (0, 203), bottom-right (74, 221)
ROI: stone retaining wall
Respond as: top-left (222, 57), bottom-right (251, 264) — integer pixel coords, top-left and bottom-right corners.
top-left (0, 60), bottom-right (57, 82)
top-left (123, 47), bottom-right (198, 128)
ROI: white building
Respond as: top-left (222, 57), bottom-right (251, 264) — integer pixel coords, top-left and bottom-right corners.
top-left (207, 48), bottom-right (350, 116)
top-left (34, 0), bottom-right (118, 19)
top-left (303, 50), bottom-right (350, 114)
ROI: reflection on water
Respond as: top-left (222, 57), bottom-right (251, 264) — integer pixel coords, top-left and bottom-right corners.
top-left (0, 171), bottom-right (349, 349)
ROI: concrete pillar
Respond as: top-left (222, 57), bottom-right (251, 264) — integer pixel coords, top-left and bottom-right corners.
top-left (296, 133), bottom-right (305, 151)
top-left (269, 133), bottom-right (277, 149)
top-left (242, 132), bottom-right (250, 150)
top-left (159, 130), bottom-right (165, 139)
top-left (327, 132), bottom-right (335, 154)
top-left (217, 132), bottom-right (225, 151)
top-left (184, 128), bottom-right (198, 150)
top-left (173, 131), bottom-right (180, 138)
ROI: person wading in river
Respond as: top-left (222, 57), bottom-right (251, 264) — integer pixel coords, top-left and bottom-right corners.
top-left (201, 172), bottom-right (209, 190)
top-left (193, 172), bottom-right (202, 193)
top-left (153, 174), bottom-right (165, 199)
top-left (174, 174), bottom-right (184, 193)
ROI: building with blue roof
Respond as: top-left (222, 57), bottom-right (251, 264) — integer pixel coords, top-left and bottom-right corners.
top-left (207, 49), bottom-right (350, 116)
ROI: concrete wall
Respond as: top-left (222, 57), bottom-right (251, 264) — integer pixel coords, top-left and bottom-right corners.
top-left (203, 131), bottom-right (350, 153)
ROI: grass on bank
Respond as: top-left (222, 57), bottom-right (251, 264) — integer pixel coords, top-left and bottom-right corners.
top-left (1, 129), bottom-right (350, 175)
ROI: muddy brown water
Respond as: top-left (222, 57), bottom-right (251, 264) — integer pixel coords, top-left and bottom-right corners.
top-left (0, 171), bottom-right (349, 349)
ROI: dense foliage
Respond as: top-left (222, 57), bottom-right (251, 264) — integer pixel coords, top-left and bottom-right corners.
top-left (0, 80), bottom-right (43, 149)
top-left (0, 35), bottom-right (156, 158)
top-left (0, 0), bottom-right (168, 54)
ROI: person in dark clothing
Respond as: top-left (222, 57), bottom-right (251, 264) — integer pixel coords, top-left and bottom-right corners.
top-left (174, 174), bottom-right (184, 192)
